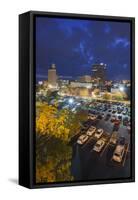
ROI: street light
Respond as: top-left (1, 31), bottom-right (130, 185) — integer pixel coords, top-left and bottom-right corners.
top-left (68, 98), bottom-right (74, 104)
top-left (119, 86), bottom-right (124, 92)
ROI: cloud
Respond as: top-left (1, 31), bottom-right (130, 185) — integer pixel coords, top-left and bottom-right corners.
top-left (55, 18), bottom-right (90, 37)
top-left (112, 38), bottom-right (130, 48)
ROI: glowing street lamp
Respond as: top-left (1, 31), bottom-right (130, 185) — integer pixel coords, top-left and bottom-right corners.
top-left (119, 86), bottom-right (124, 92)
top-left (68, 98), bottom-right (74, 104)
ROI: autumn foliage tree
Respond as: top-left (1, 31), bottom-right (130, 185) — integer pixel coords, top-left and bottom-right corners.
top-left (36, 102), bottom-right (75, 183)
top-left (36, 102), bottom-right (70, 141)
top-left (102, 92), bottom-right (112, 100)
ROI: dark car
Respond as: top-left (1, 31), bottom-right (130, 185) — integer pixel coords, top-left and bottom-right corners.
top-left (118, 110), bottom-right (122, 114)
top-left (111, 116), bottom-right (116, 123)
top-left (83, 123), bottom-right (91, 130)
top-left (118, 115), bottom-right (122, 120)
top-left (105, 114), bottom-right (111, 121)
top-left (103, 107), bottom-right (108, 111)
top-left (113, 124), bottom-right (120, 131)
top-left (112, 110), bottom-right (117, 114)
top-left (123, 117), bottom-right (129, 126)
top-left (118, 137), bottom-right (125, 145)
top-left (97, 115), bottom-right (103, 120)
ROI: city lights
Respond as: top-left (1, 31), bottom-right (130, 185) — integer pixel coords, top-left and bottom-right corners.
top-left (119, 86), bottom-right (124, 92)
top-left (68, 98), bottom-right (74, 104)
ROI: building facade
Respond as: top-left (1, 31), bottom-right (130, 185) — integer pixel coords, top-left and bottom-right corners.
top-left (48, 64), bottom-right (57, 88)
top-left (92, 63), bottom-right (107, 82)
top-left (70, 81), bottom-right (93, 88)
top-left (79, 75), bottom-right (92, 83)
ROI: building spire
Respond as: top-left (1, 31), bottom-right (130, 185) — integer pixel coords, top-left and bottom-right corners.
top-left (51, 63), bottom-right (56, 69)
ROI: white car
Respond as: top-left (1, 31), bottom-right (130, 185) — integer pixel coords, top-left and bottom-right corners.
top-left (94, 129), bottom-right (104, 139)
top-left (110, 131), bottom-right (118, 145)
top-left (77, 134), bottom-right (89, 145)
top-left (112, 145), bottom-right (125, 163)
top-left (71, 107), bottom-right (76, 112)
top-left (88, 114), bottom-right (97, 121)
top-left (86, 126), bottom-right (96, 136)
top-left (93, 138), bottom-right (106, 152)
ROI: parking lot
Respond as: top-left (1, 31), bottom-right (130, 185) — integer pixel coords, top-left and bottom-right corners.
top-left (70, 100), bottom-right (131, 181)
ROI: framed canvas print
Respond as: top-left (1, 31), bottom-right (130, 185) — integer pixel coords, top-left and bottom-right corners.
top-left (19, 11), bottom-right (135, 188)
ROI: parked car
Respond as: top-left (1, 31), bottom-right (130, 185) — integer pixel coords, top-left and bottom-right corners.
top-left (80, 129), bottom-right (87, 135)
top-left (118, 115), bottom-right (122, 120)
top-left (123, 117), bottom-right (129, 126)
top-left (77, 134), bottom-right (89, 145)
top-left (112, 145), bottom-right (125, 162)
top-left (88, 114), bottom-right (97, 121)
top-left (83, 123), bottom-right (90, 130)
top-left (122, 111), bottom-right (127, 115)
top-left (94, 129), bottom-right (104, 139)
top-left (110, 131), bottom-right (118, 145)
top-left (112, 110), bottom-right (117, 114)
top-left (93, 138), bottom-right (106, 152)
top-left (118, 136), bottom-right (125, 145)
top-left (118, 110), bottom-right (122, 114)
top-left (87, 126), bottom-right (96, 136)
top-left (114, 119), bottom-right (121, 126)
top-left (103, 107), bottom-right (108, 111)
top-left (105, 114), bottom-right (111, 121)
top-left (97, 114), bottom-right (103, 120)
top-left (111, 116), bottom-right (116, 123)
top-left (113, 124), bottom-right (120, 131)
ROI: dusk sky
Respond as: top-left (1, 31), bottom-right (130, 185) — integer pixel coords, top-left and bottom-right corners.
top-left (36, 16), bottom-right (131, 81)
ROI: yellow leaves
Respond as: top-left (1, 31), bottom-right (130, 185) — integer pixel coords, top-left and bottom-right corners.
top-left (36, 161), bottom-right (73, 183)
top-left (36, 161), bottom-right (56, 183)
top-left (103, 92), bottom-right (112, 100)
top-left (36, 152), bottom-right (73, 183)
top-left (36, 102), bottom-right (70, 142)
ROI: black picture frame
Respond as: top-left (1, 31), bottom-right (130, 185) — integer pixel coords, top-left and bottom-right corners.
top-left (19, 11), bottom-right (135, 189)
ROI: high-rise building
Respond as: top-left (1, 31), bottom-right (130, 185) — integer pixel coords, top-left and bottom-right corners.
top-left (92, 63), bottom-right (107, 82)
top-left (48, 64), bottom-right (57, 88)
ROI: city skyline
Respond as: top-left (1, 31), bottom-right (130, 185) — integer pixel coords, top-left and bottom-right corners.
top-left (36, 62), bottom-right (130, 83)
top-left (36, 17), bottom-right (131, 81)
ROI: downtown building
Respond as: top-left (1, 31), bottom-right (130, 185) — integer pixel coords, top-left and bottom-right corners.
top-left (92, 63), bottom-right (107, 83)
top-left (48, 63), bottom-right (58, 88)
top-left (79, 75), bottom-right (92, 83)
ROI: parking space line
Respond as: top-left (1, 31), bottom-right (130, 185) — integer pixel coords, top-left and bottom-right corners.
top-left (122, 143), bottom-right (129, 167)
top-left (81, 137), bottom-right (95, 148)
top-left (100, 139), bottom-right (110, 157)
top-left (90, 148), bottom-right (94, 153)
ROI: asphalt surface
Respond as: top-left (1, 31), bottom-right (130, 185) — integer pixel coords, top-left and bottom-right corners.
top-left (70, 104), bottom-right (131, 181)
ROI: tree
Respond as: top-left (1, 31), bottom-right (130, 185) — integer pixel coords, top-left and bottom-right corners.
top-left (36, 137), bottom-right (73, 183)
top-left (102, 92), bottom-right (112, 100)
top-left (112, 91), bottom-right (124, 101)
top-left (36, 102), bottom-right (73, 183)
top-left (36, 103), bottom-right (70, 141)
top-left (93, 88), bottom-right (100, 96)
